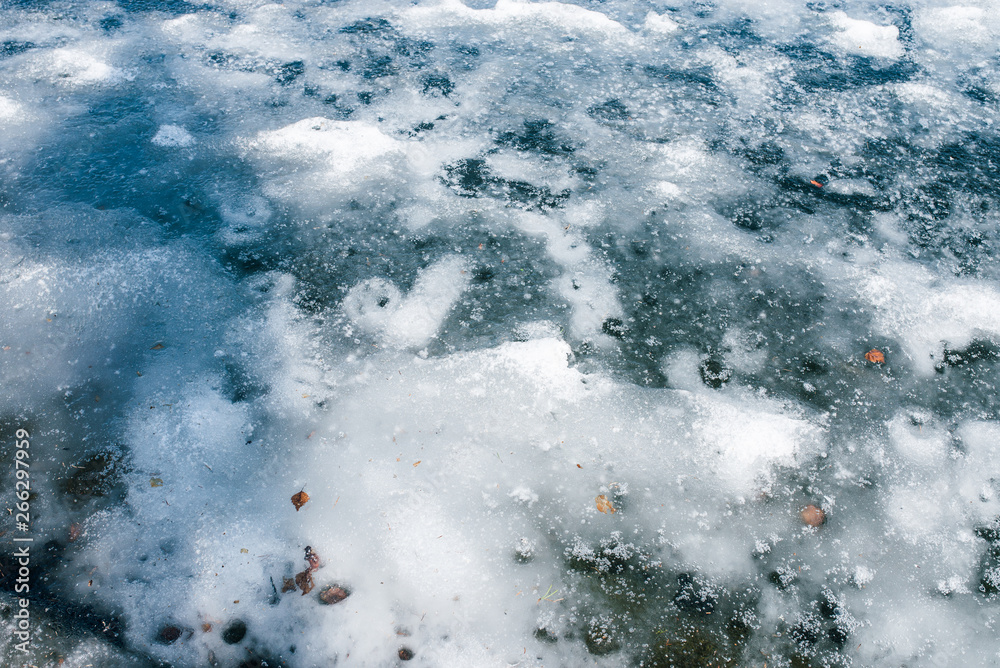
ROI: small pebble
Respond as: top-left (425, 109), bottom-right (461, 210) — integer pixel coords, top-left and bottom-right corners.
top-left (398, 647), bottom-right (415, 661)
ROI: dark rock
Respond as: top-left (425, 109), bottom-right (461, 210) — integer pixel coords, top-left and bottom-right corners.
top-left (222, 619), bottom-right (247, 645)
top-left (157, 625), bottom-right (182, 644)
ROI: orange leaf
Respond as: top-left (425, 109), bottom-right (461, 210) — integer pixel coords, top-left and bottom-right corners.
top-left (412, 460), bottom-right (421, 467)
top-left (291, 490), bottom-right (310, 511)
top-left (595, 495), bottom-right (616, 514)
top-left (864, 349), bottom-right (885, 364)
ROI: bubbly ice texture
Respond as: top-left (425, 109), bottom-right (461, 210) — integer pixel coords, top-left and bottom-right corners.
top-left (151, 124), bottom-right (195, 147)
top-left (1, 0), bottom-right (999, 666)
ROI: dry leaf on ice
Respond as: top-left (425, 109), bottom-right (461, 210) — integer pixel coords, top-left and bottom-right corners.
top-left (295, 570), bottom-right (315, 595)
top-left (319, 585), bottom-right (350, 605)
top-left (291, 490), bottom-right (310, 511)
top-left (595, 494), bottom-right (616, 514)
top-left (801, 504), bottom-right (826, 527)
top-left (864, 349), bottom-right (885, 364)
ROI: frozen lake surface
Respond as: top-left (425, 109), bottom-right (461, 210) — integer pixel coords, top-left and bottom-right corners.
top-left (1, 0), bottom-right (1000, 666)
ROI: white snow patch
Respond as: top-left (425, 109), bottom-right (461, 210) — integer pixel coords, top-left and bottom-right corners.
top-left (343, 255), bottom-right (470, 349)
top-left (0, 96), bottom-right (23, 122)
top-left (856, 262), bottom-right (1000, 374)
top-left (47, 48), bottom-right (127, 85)
top-left (250, 118), bottom-right (403, 181)
top-left (152, 124), bottom-right (195, 148)
top-left (913, 6), bottom-right (998, 50)
top-left (644, 11), bottom-right (680, 34)
top-left (829, 12), bottom-right (903, 59)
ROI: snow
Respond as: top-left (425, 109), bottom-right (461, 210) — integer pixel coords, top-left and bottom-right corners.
top-left (152, 124), bottom-right (195, 147)
top-left (829, 12), bottom-right (904, 59)
top-left (2, 0), bottom-right (1000, 665)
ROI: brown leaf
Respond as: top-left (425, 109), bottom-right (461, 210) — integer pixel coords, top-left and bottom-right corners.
top-left (202, 623), bottom-right (213, 633)
top-left (291, 490), bottom-right (310, 511)
top-left (150, 478), bottom-right (164, 488)
top-left (150, 343), bottom-right (165, 350)
top-left (412, 460), bottom-right (421, 467)
top-left (319, 585), bottom-right (350, 605)
top-left (595, 494), bottom-right (616, 514)
top-left (281, 577), bottom-right (297, 593)
top-left (864, 349), bottom-right (885, 364)
top-left (801, 504), bottom-right (826, 527)
top-left (295, 569), bottom-right (314, 595)
top-left (68, 523), bottom-right (82, 543)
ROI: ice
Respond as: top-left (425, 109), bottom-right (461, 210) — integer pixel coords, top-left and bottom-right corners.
top-left (252, 119), bottom-right (401, 178)
top-left (343, 255), bottom-right (470, 348)
top-left (215, 194), bottom-right (273, 248)
top-left (888, 411), bottom-right (950, 468)
top-left (913, 5), bottom-right (999, 52)
top-left (2, 0), bottom-right (1000, 665)
top-left (151, 124), bottom-right (195, 147)
top-left (46, 48), bottom-right (128, 86)
top-left (405, 0), bottom-right (633, 42)
top-left (828, 12), bottom-right (904, 60)
top-left (643, 11), bottom-right (680, 35)
top-left (690, 388), bottom-right (822, 496)
top-left (0, 96), bottom-right (22, 122)
top-left (956, 421), bottom-right (1000, 525)
top-left (856, 261), bottom-right (1000, 374)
